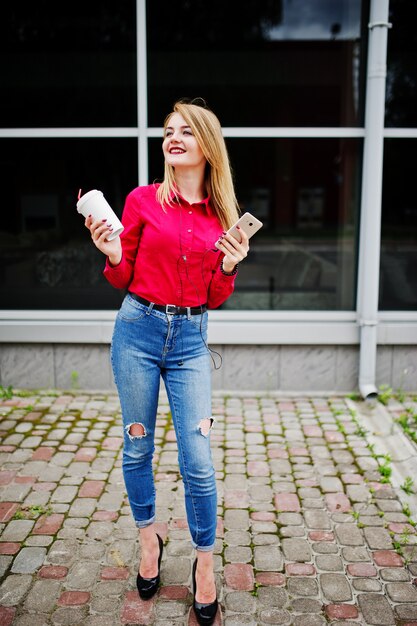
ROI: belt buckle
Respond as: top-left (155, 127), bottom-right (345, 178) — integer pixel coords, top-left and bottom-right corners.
top-left (166, 304), bottom-right (178, 315)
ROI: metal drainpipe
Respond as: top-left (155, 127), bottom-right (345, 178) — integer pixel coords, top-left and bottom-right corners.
top-left (357, 0), bottom-right (391, 400)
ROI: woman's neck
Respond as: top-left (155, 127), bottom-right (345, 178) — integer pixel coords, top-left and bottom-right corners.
top-left (174, 170), bottom-right (206, 204)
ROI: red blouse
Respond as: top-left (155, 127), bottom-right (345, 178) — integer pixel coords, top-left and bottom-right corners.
top-left (103, 184), bottom-right (237, 309)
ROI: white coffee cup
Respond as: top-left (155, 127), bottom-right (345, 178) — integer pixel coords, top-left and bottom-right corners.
top-left (76, 189), bottom-right (124, 241)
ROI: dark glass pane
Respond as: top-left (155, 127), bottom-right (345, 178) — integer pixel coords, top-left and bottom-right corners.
top-left (147, 0), bottom-right (368, 127)
top-left (386, 1), bottom-right (417, 127)
top-left (149, 137), bottom-right (361, 310)
top-left (0, 1), bottom-right (136, 127)
top-left (380, 140), bottom-right (417, 309)
top-left (0, 139), bottom-right (138, 309)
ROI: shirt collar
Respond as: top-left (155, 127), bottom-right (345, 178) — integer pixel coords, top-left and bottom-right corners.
top-left (169, 188), bottom-right (212, 215)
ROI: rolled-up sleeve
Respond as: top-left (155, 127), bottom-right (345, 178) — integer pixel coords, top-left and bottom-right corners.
top-left (103, 191), bottom-right (144, 290)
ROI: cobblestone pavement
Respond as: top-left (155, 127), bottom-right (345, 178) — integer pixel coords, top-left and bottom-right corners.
top-left (1, 390), bottom-right (417, 626)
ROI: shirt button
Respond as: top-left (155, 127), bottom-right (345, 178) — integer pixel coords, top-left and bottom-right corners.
top-left (187, 229), bottom-right (192, 233)
top-left (189, 211), bottom-right (193, 214)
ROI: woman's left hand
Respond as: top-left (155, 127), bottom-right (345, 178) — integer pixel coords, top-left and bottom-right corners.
top-left (216, 226), bottom-right (249, 273)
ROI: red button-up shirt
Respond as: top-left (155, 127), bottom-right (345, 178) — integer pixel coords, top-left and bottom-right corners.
top-left (103, 184), bottom-right (237, 309)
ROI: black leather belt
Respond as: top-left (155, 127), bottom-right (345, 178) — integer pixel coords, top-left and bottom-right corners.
top-left (129, 293), bottom-right (207, 316)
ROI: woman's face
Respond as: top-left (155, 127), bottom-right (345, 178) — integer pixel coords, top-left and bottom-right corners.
top-left (162, 112), bottom-right (206, 171)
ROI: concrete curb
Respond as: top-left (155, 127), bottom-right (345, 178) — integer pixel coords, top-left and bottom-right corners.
top-left (347, 397), bottom-right (417, 520)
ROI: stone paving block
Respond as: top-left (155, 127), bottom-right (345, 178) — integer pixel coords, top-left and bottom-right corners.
top-left (286, 580), bottom-right (318, 602)
top-left (315, 554), bottom-right (343, 571)
top-left (254, 545), bottom-right (283, 571)
top-left (364, 527), bottom-right (393, 550)
top-left (224, 530), bottom-right (251, 546)
top-left (281, 538), bottom-right (311, 562)
top-left (386, 582), bottom-right (417, 602)
top-left (291, 597), bottom-right (322, 612)
top-left (11, 547), bottom-right (46, 573)
top-left (224, 563), bottom-right (254, 591)
top-left (353, 578), bottom-right (382, 592)
top-left (33, 513), bottom-right (64, 535)
top-left (347, 562), bottom-right (377, 577)
top-left (0, 502), bottom-right (19, 522)
top-left (0, 573), bottom-right (32, 606)
top-left (224, 546), bottom-right (252, 563)
top-left (0, 606), bottom-right (15, 626)
top-left (303, 510), bottom-right (332, 530)
top-left (357, 593), bottom-right (396, 625)
top-left (346, 484), bottom-right (371, 502)
top-left (24, 579), bottom-right (61, 611)
top-left (120, 591), bottom-right (154, 626)
top-left (68, 497), bottom-right (97, 518)
top-left (38, 466), bottom-right (65, 482)
top-left (224, 509), bottom-right (250, 530)
top-left (320, 573), bottom-right (352, 602)
top-left (160, 556), bottom-right (190, 584)
top-left (257, 585), bottom-right (288, 608)
top-left (285, 563), bottom-right (316, 576)
top-left (256, 572), bottom-right (286, 587)
top-left (320, 477), bottom-right (344, 493)
top-left (274, 493), bottom-right (301, 512)
top-left (0, 483), bottom-right (32, 502)
top-left (325, 493), bottom-right (351, 512)
top-left (51, 606), bottom-right (88, 624)
top-left (65, 561), bottom-right (100, 590)
top-left (335, 524), bottom-right (364, 546)
top-left (39, 565), bottom-right (69, 579)
top-left (394, 603), bottom-right (417, 620)
top-left (1, 519), bottom-right (34, 541)
top-left (225, 590), bottom-right (257, 613)
top-left (46, 540), bottom-right (78, 566)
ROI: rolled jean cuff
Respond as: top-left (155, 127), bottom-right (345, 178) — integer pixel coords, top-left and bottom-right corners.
top-left (134, 515), bottom-right (156, 529)
top-left (191, 540), bottom-right (215, 552)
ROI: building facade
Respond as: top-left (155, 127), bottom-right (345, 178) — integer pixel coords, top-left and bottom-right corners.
top-left (0, 0), bottom-right (416, 393)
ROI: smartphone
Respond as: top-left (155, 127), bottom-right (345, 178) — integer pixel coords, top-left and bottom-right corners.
top-left (216, 212), bottom-right (263, 247)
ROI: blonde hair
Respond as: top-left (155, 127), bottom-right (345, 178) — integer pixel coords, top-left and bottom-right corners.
top-left (156, 100), bottom-right (240, 230)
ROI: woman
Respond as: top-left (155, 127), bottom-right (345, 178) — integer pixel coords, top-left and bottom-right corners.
top-left (86, 100), bottom-right (249, 625)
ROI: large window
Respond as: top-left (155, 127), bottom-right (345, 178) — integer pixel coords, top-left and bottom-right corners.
top-left (380, 140), bottom-right (417, 310)
top-left (147, 0), bottom-right (367, 127)
top-left (385, 0), bottom-right (417, 127)
top-left (0, 1), bottom-right (137, 127)
top-left (0, 139), bottom-right (137, 310)
top-left (380, 1), bottom-right (417, 311)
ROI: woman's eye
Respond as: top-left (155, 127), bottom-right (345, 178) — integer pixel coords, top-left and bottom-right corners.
top-left (183, 129), bottom-right (192, 135)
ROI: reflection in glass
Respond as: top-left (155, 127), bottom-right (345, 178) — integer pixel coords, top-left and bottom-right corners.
top-left (386, 1), bottom-right (417, 127)
top-left (0, 139), bottom-right (138, 310)
top-left (149, 138), bottom-right (361, 310)
top-left (380, 140), bottom-right (417, 310)
top-left (267, 0), bottom-right (362, 40)
top-left (0, 1), bottom-right (136, 127)
top-left (147, 0), bottom-right (368, 127)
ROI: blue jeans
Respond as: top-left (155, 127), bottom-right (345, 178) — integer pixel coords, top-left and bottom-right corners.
top-left (111, 294), bottom-right (217, 551)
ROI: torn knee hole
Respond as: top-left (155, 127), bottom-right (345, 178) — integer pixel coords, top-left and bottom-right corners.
top-left (125, 422), bottom-right (146, 441)
top-left (198, 417), bottom-right (214, 437)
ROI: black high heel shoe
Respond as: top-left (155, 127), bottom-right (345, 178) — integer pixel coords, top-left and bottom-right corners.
top-left (192, 558), bottom-right (218, 626)
top-left (136, 533), bottom-right (163, 600)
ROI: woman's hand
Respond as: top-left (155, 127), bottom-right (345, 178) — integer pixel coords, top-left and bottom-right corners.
top-left (85, 215), bottom-right (122, 266)
top-left (216, 226), bottom-right (249, 273)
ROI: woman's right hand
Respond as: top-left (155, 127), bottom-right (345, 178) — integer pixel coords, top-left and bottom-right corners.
top-left (85, 215), bottom-right (122, 266)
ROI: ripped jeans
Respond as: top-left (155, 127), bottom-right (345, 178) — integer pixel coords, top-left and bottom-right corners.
top-left (111, 294), bottom-right (217, 551)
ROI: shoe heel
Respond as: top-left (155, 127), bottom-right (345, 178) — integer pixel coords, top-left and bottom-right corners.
top-left (137, 533), bottom-right (163, 600)
top-left (192, 558), bottom-right (218, 626)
